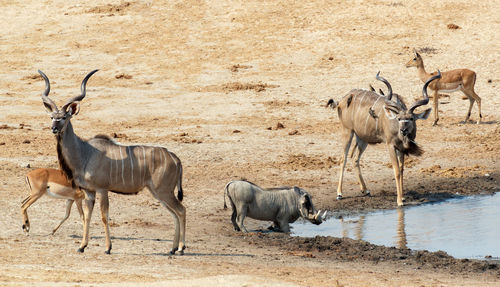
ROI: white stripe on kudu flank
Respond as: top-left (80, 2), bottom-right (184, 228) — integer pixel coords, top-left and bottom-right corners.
top-left (356, 94), bottom-right (367, 116)
top-left (365, 96), bottom-right (383, 133)
top-left (151, 148), bottom-right (155, 172)
top-left (109, 149), bottom-right (113, 185)
top-left (168, 150), bottom-right (177, 168)
top-left (161, 148), bottom-right (167, 177)
top-left (119, 146), bottom-right (125, 186)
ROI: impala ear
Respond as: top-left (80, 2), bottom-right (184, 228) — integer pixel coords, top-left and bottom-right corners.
top-left (415, 108), bottom-right (432, 120)
top-left (67, 102), bottom-right (80, 116)
top-left (384, 104), bottom-right (399, 119)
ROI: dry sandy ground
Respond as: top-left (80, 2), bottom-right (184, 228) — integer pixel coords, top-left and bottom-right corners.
top-left (0, 0), bottom-right (499, 286)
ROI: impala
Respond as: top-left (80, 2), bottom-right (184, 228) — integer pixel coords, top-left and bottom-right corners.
top-left (406, 49), bottom-right (481, 125)
top-left (38, 70), bottom-right (186, 255)
top-left (326, 72), bottom-right (441, 206)
top-left (22, 168), bottom-right (84, 235)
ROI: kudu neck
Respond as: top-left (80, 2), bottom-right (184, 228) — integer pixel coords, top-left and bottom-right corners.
top-left (57, 121), bottom-right (85, 166)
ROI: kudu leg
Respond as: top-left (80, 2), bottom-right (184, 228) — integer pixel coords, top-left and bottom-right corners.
top-left (388, 146), bottom-right (404, 207)
top-left (397, 150), bottom-right (405, 203)
top-left (353, 138), bottom-right (370, 196)
top-left (336, 131), bottom-right (354, 200)
top-left (98, 190), bottom-right (112, 254)
top-left (79, 190), bottom-right (96, 253)
top-left (52, 199), bottom-right (74, 235)
top-left (153, 189), bottom-right (187, 255)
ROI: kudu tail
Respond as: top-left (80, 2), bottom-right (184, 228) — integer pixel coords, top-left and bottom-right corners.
top-left (326, 99), bottom-right (338, 109)
top-left (168, 151), bottom-right (183, 202)
top-left (177, 160), bottom-right (184, 202)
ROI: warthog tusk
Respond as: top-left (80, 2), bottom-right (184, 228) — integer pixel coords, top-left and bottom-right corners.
top-left (321, 210), bottom-right (327, 220)
top-left (314, 210), bottom-right (322, 220)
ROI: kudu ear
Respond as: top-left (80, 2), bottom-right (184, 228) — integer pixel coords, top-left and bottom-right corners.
top-left (415, 108), bottom-right (432, 120)
top-left (67, 102), bottom-right (81, 116)
top-left (43, 102), bottom-right (55, 114)
top-left (383, 104), bottom-right (400, 120)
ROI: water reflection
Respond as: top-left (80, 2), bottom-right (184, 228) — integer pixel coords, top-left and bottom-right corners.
top-left (291, 193), bottom-right (500, 259)
top-left (396, 208), bottom-right (407, 249)
top-left (338, 208), bottom-right (407, 249)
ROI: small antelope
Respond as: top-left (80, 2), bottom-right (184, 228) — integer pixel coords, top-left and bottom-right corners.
top-left (326, 72), bottom-right (441, 206)
top-left (38, 70), bottom-right (186, 255)
top-left (22, 168), bottom-right (84, 234)
top-left (406, 49), bottom-right (481, 125)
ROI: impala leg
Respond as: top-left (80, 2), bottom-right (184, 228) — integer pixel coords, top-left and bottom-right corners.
top-left (432, 90), bottom-right (439, 126)
top-left (336, 130), bottom-right (354, 200)
top-left (462, 88), bottom-right (481, 124)
top-left (79, 190), bottom-right (96, 253)
top-left (98, 190), bottom-right (112, 254)
top-left (52, 199), bottom-right (74, 235)
top-left (75, 199), bottom-right (84, 224)
top-left (21, 193), bottom-right (44, 233)
top-left (388, 145), bottom-right (403, 207)
top-left (353, 137), bottom-right (369, 196)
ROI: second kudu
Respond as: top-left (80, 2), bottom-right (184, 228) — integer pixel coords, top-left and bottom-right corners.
top-left (326, 71), bottom-right (441, 206)
top-left (38, 70), bottom-right (186, 255)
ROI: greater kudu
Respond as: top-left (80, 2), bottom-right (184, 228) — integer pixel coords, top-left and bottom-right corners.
top-left (326, 72), bottom-right (441, 206)
top-left (38, 70), bottom-right (186, 255)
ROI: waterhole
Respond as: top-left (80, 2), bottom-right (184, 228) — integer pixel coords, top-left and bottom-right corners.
top-left (292, 193), bottom-right (500, 259)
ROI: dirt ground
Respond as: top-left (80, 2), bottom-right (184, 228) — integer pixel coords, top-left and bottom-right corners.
top-left (0, 0), bottom-right (499, 286)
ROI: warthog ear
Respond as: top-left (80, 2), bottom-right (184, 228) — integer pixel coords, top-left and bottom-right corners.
top-left (414, 108), bottom-right (432, 120)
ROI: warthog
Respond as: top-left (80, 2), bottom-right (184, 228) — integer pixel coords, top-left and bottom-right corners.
top-left (223, 180), bottom-right (326, 233)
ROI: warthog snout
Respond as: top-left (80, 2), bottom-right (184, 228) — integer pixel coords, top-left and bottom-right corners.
top-left (307, 210), bottom-right (327, 225)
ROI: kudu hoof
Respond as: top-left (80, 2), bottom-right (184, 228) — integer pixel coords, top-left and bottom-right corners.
top-left (363, 190), bottom-right (371, 197)
top-left (77, 246), bottom-right (86, 253)
top-left (170, 246), bottom-right (186, 255)
top-left (336, 195), bottom-right (343, 200)
top-left (105, 250), bottom-right (111, 255)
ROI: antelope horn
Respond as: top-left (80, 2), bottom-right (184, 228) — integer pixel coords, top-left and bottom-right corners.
top-left (38, 70), bottom-right (58, 111)
top-left (62, 69), bottom-right (99, 112)
top-left (375, 71), bottom-right (393, 101)
top-left (409, 70), bottom-right (441, 113)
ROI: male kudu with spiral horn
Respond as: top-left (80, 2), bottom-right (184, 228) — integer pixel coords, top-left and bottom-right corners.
top-left (38, 70), bottom-right (186, 255)
top-left (327, 71), bottom-right (441, 206)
